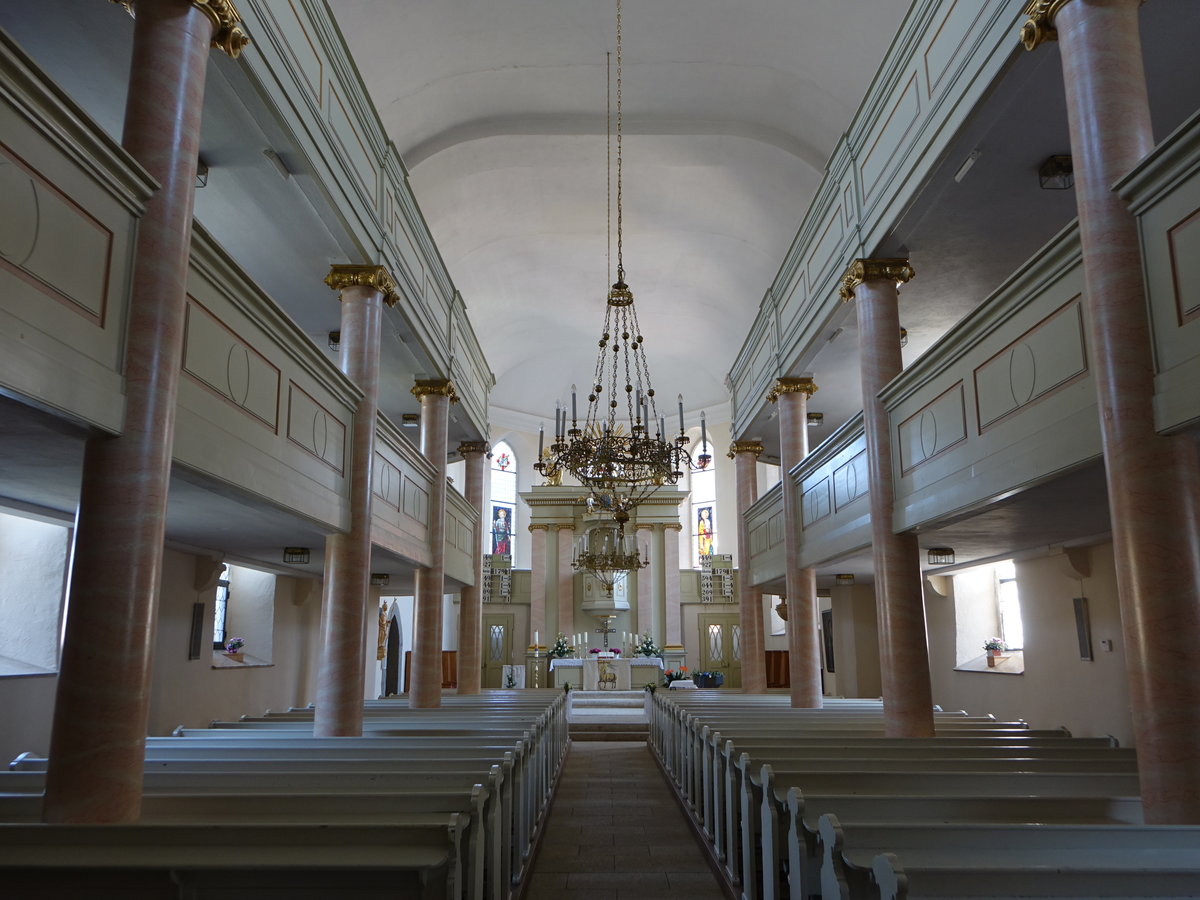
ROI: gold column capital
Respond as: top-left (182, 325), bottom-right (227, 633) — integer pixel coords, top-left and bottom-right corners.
top-left (663, 523), bottom-right (684, 533)
top-left (766, 376), bottom-right (817, 404)
top-left (411, 379), bottom-right (459, 404)
top-left (1019, 0), bottom-right (1070, 50)
top-left (528, 523), bottom-right (550, 533)
top-left (109, 0), bottom-right (250, 57)
top-left (458, 441), bottom-right (491, 457)
top-left (728, 440), bottom-right (765, 460)
top-left (325, 264), bottom-right (401, 307)
top-left (839, 258), bottom-right (915, 302)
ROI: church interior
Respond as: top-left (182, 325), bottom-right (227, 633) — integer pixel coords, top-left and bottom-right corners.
top-left (2, 0), bottom-right (1200, 895)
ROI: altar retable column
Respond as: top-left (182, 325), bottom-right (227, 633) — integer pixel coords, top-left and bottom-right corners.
top-left (409, 379), bottom-right (455, 708)
top-left (557, 524), bottom-right (575, 642)
top-left (43, 0), bottom-right (245, 824)
top-left (652, 525), bottom-right (672, 652)
top-left (528, 524), bottom-right (548, 647)
top-left (662, 524), bottom-right (683, 648)
top-left (730, 440), bottom-right (767, 693)
top-left (636, 523), bottom-right (655, 637)
top-left (840, 259), bottom-right (934, 737)
top-left (313, 266), bottom-right (398, 736)
top-left (1023, 0), bottom-right (1200, 822)
top-left (769, 377), bottom-right (823, 707)
top-left (456, 441), bottom-right (490, 695)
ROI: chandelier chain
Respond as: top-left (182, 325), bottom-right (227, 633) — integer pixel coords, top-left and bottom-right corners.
top-left (615, 0), bottom-right (623, 276)
top-left (606, 51), bottom-right (611, 285)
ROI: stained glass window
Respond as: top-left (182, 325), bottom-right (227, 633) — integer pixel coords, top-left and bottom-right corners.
top-left (690, 440), bottom-right (716, 566)
top-left (489, 442), bottom-right (517, 559)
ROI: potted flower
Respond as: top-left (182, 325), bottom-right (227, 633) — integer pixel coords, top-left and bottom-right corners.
top-left (634, 632), bottom-right (662, 658)
top-left (662, 665), bottom-right (688, 686)
top-left (224, 637), bottom-right (246, 662)
top-left (549, 633), bottom-right (574, 659)
top-left (983, 637), bottom-right (1005, 667)
top-left (693, 670), bottom-right (724, 689)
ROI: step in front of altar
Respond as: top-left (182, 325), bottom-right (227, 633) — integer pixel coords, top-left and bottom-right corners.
top-left (570, 690), bottom-right (646, 709)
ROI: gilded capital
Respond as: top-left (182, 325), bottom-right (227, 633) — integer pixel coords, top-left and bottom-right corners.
top-left (1019, 0), bottom-right (1070, 50)
top-left (109, 0), bottom-right (249, 57)
top-left (838, 258), bottom-right (915, 302)
top-left (325, 264), bottom-right (401, 307)
top-left (727, 440), bottom-right (765, 460)
top-left (766, 376), bottom-right (817, 404)
top-left (411, 379), bottom-right (459, 403)
top-left (458, 441), bottom-right (491, 457)
top-left (528, 523), bottom-right (550, 532)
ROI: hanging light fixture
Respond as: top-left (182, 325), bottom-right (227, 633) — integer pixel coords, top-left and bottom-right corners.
top-left (535, 0), bottom-right (695, 522)
top-left (572, 523), bottom-right (648, 594)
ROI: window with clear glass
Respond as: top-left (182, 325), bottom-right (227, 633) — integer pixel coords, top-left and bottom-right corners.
top-left (211, 566), bottom-right (230, 649)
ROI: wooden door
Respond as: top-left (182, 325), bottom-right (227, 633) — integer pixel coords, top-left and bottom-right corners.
top-left (698, 612), bottom-right (742, 688)
top-left (482, 613), bottom-right (514, 688)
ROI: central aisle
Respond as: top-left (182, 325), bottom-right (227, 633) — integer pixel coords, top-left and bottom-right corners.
top-left (524, 741), bottom-right (728, 899)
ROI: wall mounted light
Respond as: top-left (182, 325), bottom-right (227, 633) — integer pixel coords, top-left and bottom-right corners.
top-left (899, 327), bottom-right (908, 348)
top-left (283, 547), bottom-right (310, 564)
top-left (835, 573), bottom-right (855, 586)
top-left (807, 412), bottom-right (824, 427)
top-left (327, 331), bottom-right (340, 351)
top-left (195, 160), bottom-right (209, 189)
top-left (401, 413), bottom-right (420, 428)
top-left (1038, 155), bottom-right (1074, 190)
top-left (927, 547), bottom-right (956, 565)
top-left (370, 573), bottom-right (390, 587)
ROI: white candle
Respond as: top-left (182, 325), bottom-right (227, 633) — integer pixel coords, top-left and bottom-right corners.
top-left (701, 410), bottom-right (707, 448)
top-left (534, 630), bottom-right (539, 647)
top-left (677, 393), bottom-right (684, 433)
top-left (571, 384), bottom-right (577, 422)
top-left (538, 423), bottom-right (544, 458)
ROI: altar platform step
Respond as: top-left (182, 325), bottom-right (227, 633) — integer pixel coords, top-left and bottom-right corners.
top-left (569, 690), bottom-right (646, 709)
top-left (569, 720), bottom-right (650, 742)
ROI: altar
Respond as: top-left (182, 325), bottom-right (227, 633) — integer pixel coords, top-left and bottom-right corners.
top-left (549, 657), bottom-right (665, 690)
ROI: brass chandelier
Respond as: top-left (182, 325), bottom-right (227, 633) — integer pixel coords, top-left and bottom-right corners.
top-left (534, 0), bottom-right (704, 525)
top-left (571, 524), bottom-right (647, 593)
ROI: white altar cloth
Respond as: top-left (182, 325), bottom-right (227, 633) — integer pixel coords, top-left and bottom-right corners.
top-left (549, 657), bottom-right (663, 690)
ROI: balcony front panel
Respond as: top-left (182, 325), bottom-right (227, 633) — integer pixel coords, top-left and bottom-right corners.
top-left (371, 417), bottom-right (436, 569)
top-left (174, 226), bottom-right (359, 530)
top-left (1119, 108), bottom-right (1200, 436)
top-left (0, 32), bottom-right (154, 432)
top-left (797, 416), bottom-right (871, 570)
top-left (884, 226), bottom-right (1102, 532)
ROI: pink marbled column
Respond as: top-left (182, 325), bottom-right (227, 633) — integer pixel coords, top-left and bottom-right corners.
top-left (731, 445), bottom-right (768, 693)
top-left (314, 283), bottom-right (385, 736)
top-left (42, 0), bottom-right (216, 824)
top-left (456, 443), bottom-right (489, 695)
top-left (409, 386), bottom-right (452, 708)
top-left (1052, 0), bottom-right (1200, 823)
top-left (636, 523), bottom-right (655, 637)
top-left (852, 269), bottom-right (935, 737)
top-left (663, 525), bottom-right (682, 647)
top-left (557, 525), bottom-right (575, 641)
top-left (528, 525), bottom-right (548, 646)
top-left (776, 382), bottom-right (823, 707)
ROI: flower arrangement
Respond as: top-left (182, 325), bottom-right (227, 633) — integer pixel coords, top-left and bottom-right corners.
top-left (663, 665), bottom-right (689, 685)
top-left (983, 637), bottom-right (1006, 651)
top-left (634, 632), bottom-right (662, 658)
top-left (549, 633), bottom-right (574, 658)
top-left (224, 637), bottom-right (245, 654)
top-left (589, 647), bottom-right (621, 655)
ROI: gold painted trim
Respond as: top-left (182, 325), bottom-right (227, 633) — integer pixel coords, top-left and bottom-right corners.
top-left (411, 379), bottom-right (459, 403)
top-left (728, 440), bottom-right (765, 459)
top-left (109, 0), bottom-right (249, 58)
top-left (325, 264), bottom-right (401, 308)
top-left (838, 258), bottom-right (915, 302)
top-left (766, 376), bottom-right (818, 404)
top-left (663, 523), bottom-right (684, 532)
top-left (458, 441), bottom-right (491, 457)
top-left (1020, 0), bottom-right (1070, 50)
top-left (527, 523), bottom-right (550, 532)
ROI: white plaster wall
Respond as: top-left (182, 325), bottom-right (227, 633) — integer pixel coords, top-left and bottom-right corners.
top-left (225, 564), bottom-right (276, 661)
top-left (0, 512), bottom-right (69, 671)
top-left (926, 542), bottom-right (1133, 745)
top-left (146, 549), bottom-right (322, 734)
top-left (0, 673), bottom-right (57, 762)
top-left (950, 564), bottom-right (1001, 665)
top-left (831, 583), bottom-right (881, 698)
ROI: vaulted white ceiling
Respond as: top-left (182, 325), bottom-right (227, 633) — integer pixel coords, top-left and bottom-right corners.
top-left (330, 0), bottom-right (910, 419)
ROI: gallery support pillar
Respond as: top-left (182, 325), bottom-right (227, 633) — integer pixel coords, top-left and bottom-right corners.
top-left (313, 266), bottom-right (398, 736)
top-left (635, 523), bottom-right (655, 637)
top-left (729, 441), bottom-right (767, 694)
top-left (456, 441), bottom-right (490, 695)
top-left (663, 524), bottom-right (683, 649)
top-left (840, 258), bottom-right (934, 737)
top-left (769, 377), bottom-right (823, 707)
top-left (409, 380), bottom-right (456, 708)
top-left (1023, 0), bottom-right (1200, 822)
top-left (43, 0), bottom-right (245, 824)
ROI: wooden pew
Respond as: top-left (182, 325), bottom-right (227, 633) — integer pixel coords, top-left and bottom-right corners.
top-left (818, 814), bottom-right (1200, 900)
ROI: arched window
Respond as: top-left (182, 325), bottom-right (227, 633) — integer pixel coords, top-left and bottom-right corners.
top-left (690, 440), bottom-right (716, 567)
top-left (489, 442), bottom-right (517, 559)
